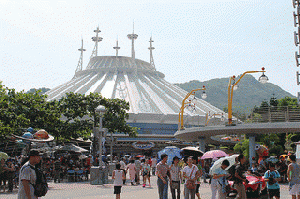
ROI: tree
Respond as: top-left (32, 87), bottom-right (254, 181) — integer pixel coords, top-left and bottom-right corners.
top-left (234, 139), bottom-right (249, 158)
top-left (58, 92), bottom-right (137, 140)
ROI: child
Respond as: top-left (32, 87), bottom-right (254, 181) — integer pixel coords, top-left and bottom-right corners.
top-left (141, 159), bottom-right (151, 187)
top-left (112, 163), bottom-right (125, 199)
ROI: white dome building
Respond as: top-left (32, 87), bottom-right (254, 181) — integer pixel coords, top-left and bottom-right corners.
top-left (46, 27), bottom-right (226, 155)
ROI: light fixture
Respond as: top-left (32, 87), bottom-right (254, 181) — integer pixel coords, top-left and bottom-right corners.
top-left (201, 91), bottom-right (207, 99)
top-left (233, 84), bottom-right (238, 91)
top-left (259, 72), bottom-right (269, 84)
top-left (220, 113), bottom-right (225, 122)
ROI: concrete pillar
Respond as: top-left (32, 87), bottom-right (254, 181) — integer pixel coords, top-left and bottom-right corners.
top-left (249, 135), bottom-right (256, 165)
top-left (198, 137), bottom-right (206, 153)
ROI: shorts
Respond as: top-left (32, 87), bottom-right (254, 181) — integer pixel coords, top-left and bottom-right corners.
top-left (290, 184), bottom-right (300, 195)
top-left (268, 188), bottom-right (280, 198)
top-left (196, 183), bottom-right (200, 193)
top-left (114, 186), bottom-right (122, 194)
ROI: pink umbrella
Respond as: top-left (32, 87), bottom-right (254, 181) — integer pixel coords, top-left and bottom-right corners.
top-left (200, 150), bottom-right (228, 159)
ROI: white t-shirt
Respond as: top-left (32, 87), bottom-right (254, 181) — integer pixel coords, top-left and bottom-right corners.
top-left (151, 158), bottom-right (157, 167)
top-left (17, 162), bottom-right (37, 199)
top-left (183, 165), bottom-right (198, 184)
top-left (113, 170), bottom-right (123, 186)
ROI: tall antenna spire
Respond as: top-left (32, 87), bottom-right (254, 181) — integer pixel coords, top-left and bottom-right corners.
top-left (76, 38), bottom-right (86, 73)
top-left (148, 36), bottom-right (156, 70)
top-left (113, 39), bottom-right (120, 57)
top-left (90, 26), bottom-right (103, 58)
top-left (127, 22), bottom-right (138, 59)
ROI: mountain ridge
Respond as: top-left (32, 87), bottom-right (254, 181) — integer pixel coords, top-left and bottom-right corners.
top-left (175, 74), bottom-right (295, 114)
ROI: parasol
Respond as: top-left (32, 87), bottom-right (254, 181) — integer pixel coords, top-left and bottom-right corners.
top-left (201, 150), bottom-right (228, 160)
top-left (209, 154), bottom-right (239, 175)
top-left (158, 146), bottom-right (182, 165)
top-left (56, 144), bottom-right (88, 153)
top-left (181, 146), bottom-right (204, 157)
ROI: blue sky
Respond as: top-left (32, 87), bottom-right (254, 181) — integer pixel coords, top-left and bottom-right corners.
top-left (0, 0), bottom-right (298, 96)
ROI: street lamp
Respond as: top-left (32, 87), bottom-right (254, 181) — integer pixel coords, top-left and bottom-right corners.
top-left (205, 112), bottom-right (224, 126)
top-left (95, 105), bottom-right (106, 167)
top-left (179, 86), bottom-right (207, 130)
top-left (227, 67), bottom-right (268, 126)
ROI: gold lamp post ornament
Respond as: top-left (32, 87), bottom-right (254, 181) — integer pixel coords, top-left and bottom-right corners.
top-left (227, 67), bottom-right (268, 126)
top-left (179, 86), bottom-right (207, 130)
top-left (205, 112), bottom-right (225, 126)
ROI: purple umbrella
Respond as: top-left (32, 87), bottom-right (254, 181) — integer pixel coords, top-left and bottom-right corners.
top-left (200, 150), bottom-right (228, 159)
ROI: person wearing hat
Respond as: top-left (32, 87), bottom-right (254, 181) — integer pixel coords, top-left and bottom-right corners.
top-left (17, 149), bottom-right (41, 199)
top-left (6, 159), bottom-right (16, 192)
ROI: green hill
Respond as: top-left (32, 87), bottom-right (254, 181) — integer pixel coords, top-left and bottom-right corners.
top-left (175, 74), bottom-right (295, 114)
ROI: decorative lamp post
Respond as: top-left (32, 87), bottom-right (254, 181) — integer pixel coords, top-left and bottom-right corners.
top-left (205, 113), bottom-right (225, 126)
top-left (179, 86), bottom-right (207, 130)
top-left (95, 105), bottom-right (106, 168)
top-left (227, 67), bottom-right (268, 126)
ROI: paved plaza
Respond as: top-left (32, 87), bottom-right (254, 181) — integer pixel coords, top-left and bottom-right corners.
top-left (0, 176), bottom-right (293, 199)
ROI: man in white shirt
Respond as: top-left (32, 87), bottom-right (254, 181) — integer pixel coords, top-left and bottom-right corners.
top-left (119, 158), bottom-right (126, 185)
top-left (18, 149), bottom-right (41, 199)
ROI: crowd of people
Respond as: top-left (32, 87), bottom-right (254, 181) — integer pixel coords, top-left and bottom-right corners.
top-left (112, 153), bottom-right (300, 199)
top-left (1, 150), bottom-right (300, 199)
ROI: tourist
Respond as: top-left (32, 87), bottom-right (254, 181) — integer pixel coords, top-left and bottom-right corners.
top-left (182, 156), bottom-right (200, 199)
top-left (192, 156), bottom-right (202, 199)
top-left (135, 157), bottom-right (142, 185)
top-left (234, 154), bottom-right (247, 199)
top-left (151, 156), bottom-right (157, 175)
top-left (119, 158), bottom-right (126, 185)
top-left (211, 159), bottom-right (230, 199)
top-left (157, 154), bottom-right (169, 199)
top-left (6, 159), bottom-right (16, 192)
top-left (0, 158), bottom-right (8, 193)
top-left (112, 163), bottom-right (125, 199)
top-left (278, 158), bottom-right (288, 183)
top-left (264, 163), bottom-right (281, 199)
top-left (126, 159), bottom-right (136, 185)
top-left (53, 158), bottom-right (62, 183)
top-left (17, 149), bottom-right (42, 199)
top-left (287, 154), bottom-right (300, 199)
top-left (170, 156), bottom-right (182, 199)
top-left (142, 159), bottom-right (151, 187)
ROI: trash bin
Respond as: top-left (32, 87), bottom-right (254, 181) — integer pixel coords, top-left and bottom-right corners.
top-left (90, 166), bottom-right (100, 185)
top-left (108, 163), bottom-right (116, 176)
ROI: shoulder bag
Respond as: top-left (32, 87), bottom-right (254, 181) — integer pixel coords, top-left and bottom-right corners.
top-left (186, 166), bottom-right (196, 190)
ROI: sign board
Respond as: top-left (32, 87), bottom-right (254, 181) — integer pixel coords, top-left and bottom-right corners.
top-left (132, 141), bottom-right (155, 150)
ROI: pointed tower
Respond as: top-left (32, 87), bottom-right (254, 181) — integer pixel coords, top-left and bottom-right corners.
top-left (87, 27), bottom-right (103, 68)
top-left (113, 40), bottom-right (120, 57)
top-left (127, 23), bottom-right (138, 59)
top-left (148, 36), bottom-right (156, 70)
top-left (90, 27), bottom-right (103, 57)
top-left (75, 39), bottom-right (86, 73)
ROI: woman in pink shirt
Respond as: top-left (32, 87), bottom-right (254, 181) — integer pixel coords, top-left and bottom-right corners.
top-left (126, 160), bottom-right (136, 185)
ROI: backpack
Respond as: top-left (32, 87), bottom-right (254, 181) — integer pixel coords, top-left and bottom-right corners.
top-left (21, 164), bottom-right (48, 197)
top-left (33, 166), bottom-right (48, 197)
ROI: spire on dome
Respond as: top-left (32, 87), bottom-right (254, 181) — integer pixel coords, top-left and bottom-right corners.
top-left (148, 36), bottom-right (156, 70)
top-left (113, 39), bottom-right (120, 57)
top-left (90, 26), bottom-right (103, 57)
top-left (75, 38), bottom-right (86, 73)
top-left (127, 22), bottom-right (138, 59)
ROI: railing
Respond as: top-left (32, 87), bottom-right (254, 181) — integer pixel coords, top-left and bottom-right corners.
top-left (247, 106), bottom-right (300, 123)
